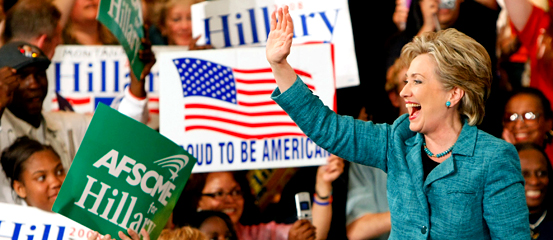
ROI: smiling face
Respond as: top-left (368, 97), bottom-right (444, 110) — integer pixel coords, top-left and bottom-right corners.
top-left (8, 66), bottom-right (48, 118)
top-left (519, 148), bottom-right (549, 213)
top-left (197, 172), bottom-right (244, 224)
top-left (400, 54), bottom-right (451, 134)
top-left (504, 94), bottom-right (552, 146)
top-left (13, 149), bottom-right (65, 212)
top-left (162, 3), bottom-right (193, 46)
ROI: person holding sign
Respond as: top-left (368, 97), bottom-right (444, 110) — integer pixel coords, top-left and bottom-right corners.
top-left (0, 40), bottom-right (155, 205)
top-left (266, 6), bottom-right (529, 239)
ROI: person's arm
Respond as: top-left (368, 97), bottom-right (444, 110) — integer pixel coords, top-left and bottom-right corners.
top-left (116, 37), bottom-right (156, 124)
top-left (346, 212), bottom-right (391, 240)
top-left (312, 155), bottom-right (344, 240)
top-left (482, 143), bottom-right (529, 239)
top-left (345, 163), bottom-right (391, 240)
top-left (503, 0), bottom-right (534, 31)
top-left (267, 6), bottom-right (391, 169)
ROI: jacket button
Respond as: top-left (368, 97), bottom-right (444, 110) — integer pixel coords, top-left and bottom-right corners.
top-left (421, 226), bottom-right (427, 234)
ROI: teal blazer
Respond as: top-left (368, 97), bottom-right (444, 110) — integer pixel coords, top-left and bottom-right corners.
top-left (272, 77), bottom-right (530, 239)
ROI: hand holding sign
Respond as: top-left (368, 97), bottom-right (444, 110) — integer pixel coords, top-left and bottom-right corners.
top-left (88, 228), bottom-right (150, 240)
top-left (266, 6), bottom-right (297, 93)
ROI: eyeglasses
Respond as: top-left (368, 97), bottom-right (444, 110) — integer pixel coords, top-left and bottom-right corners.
top-left (201, 189), bottom-right (243, 200)
top-left (503, 112), bottom-right (541, 125)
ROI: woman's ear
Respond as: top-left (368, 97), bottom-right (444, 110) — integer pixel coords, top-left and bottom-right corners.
top-left (448, 87), bottom-right (465, 107)
top-left (13, 180), bottom-right (27, 199)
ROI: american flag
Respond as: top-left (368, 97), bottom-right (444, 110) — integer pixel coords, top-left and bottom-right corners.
top-left (173, 58), bottom-right (315, 139)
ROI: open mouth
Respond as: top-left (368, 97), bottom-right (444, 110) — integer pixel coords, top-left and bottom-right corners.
top-left (526, 190), bottom-right (542, 198)
top-left (406, 103), bottom-right (421, 120)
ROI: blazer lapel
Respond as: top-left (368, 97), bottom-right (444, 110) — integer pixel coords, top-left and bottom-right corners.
top-left (405, 133), bottom-right (430, 214)
top-left (423, 119), bottom-right (477, 189)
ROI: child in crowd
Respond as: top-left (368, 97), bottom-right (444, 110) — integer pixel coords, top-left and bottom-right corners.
top-left (1, 136), bottom-right (65, 211)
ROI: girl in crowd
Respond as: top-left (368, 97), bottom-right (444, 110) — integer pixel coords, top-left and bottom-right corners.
top-left (188, 210), bottom-right (238, 240)
top-left (503, 87), bottom-right (553, 166)
top-left (1, 136), bottom-right (65, 211)
top-left (515, 143), bottom-right (553, 239)
top-left (266, 6), bottom-right (528, 239)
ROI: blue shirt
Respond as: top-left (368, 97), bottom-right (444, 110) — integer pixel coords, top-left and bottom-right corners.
top-left (272, 77), bottom-right (530, 239)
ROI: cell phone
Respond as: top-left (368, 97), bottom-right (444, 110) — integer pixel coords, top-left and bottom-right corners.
top-left (439, 0), bottom-right (456, 9)
top-left (295, 192), bottom-right (312, 222)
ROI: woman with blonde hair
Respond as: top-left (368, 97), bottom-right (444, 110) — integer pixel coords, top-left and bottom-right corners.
top-left (266, 6), bottom-right (529, 239)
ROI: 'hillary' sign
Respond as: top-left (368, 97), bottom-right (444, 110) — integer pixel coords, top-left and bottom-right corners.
top-left (159, 43), bottom-right (336, 173)
top-left (191, 0), bottom-right (358, 89)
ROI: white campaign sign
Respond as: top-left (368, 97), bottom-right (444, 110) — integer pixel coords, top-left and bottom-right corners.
top-left (45, 45), bottom-right (188, 130)
top-left (159, 43), bottom-right (336, 173)
top-left (191, 0), bottom-right (359, 89)
top-left (0, 203), bottom-right (89, 240)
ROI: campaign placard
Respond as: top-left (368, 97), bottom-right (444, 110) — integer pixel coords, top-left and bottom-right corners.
top-left (52, 104), bottom-right (196, 240)
top-left (0, 203), bottom-right (90, 240)
top-left (191, 0), bottom-right (359, 89)
top-left (45, 45), bottom-right (188, 130)
top-left (97, 0), bottom-right (145, 81)
top-left (159, 43), bottom-right (335, 173)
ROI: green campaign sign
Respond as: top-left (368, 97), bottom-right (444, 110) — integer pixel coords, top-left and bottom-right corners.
top-left (52, 103), bottom-right (196, 240)
top-left (97, 0), bottom-right (144, 81)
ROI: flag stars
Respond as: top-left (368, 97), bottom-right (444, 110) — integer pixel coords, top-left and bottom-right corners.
top-left (174, 57), bottom-right (238, 104)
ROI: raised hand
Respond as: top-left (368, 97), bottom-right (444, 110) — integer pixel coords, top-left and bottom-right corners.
top-left (0, 67), bottom-right (19, 116)
top-left (266, 6), bottom-right (297, 93)
top-left (317, 155), bottom-right (345, 184)
top-left (266, 6), bottom-right (294, 66)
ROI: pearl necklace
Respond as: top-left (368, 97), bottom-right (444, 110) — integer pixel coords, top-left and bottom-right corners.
top-left (423, 142), bottom-right (454, 158)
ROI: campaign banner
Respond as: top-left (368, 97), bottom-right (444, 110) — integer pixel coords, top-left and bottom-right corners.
top-left (159, 43), bottom-right (335, 173)
top-left (52, 104), bottom-right (196, 240)
top-left (97, 0), bottom-right (145, 81)
top-left (45, 45), bottom-right (188, 130)
top-left (191, 0), bottom-right (359, 89)
top-left (0, 203), bottom-right (90, 240)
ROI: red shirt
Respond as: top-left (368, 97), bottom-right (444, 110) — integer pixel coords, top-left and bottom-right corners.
top-left (516, 5), bottom-right (552, 105)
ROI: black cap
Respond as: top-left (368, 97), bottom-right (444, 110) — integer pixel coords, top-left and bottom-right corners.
top-left (0, 41), bottom-right (51, 71)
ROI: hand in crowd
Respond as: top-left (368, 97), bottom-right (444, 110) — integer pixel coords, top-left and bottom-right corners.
top-left (288, 219), bottom-right (316, 240)
top-left (129, 37), bottom-right (157, 99)
top-left (419, 0), bottom-right (439, 31)
top-left (393, 0), bottom-right (410, 31)
top-left (0, 67), bottom-right (19, 112)
top-left (189, 35), bottom-right (214, 50)
top-left (88, 228), bottom-right (149, 240)
top-left (501, 128), bottom-right (517, 145)
top-left (317, 155), bottom-right (345, 184)
top-left (266, 6), bottom-right (294, 66)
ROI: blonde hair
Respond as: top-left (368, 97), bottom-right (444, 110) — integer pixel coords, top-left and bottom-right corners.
top-left (155, 0), bottom-right (204, 33)
top-left (400, 28), bottom-right (492, 126)
top-left (157, 226), bottom-right (207, 240)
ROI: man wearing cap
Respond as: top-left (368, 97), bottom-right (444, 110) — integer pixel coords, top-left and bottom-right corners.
top-left (0, 41), bottom-right (154, 204)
